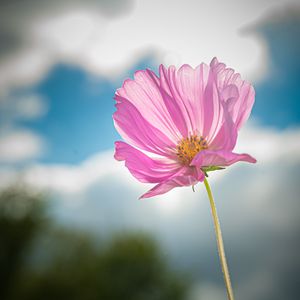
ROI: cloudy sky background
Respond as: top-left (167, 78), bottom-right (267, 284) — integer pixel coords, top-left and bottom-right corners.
top-left (0, 0), bottom-right (300, 299)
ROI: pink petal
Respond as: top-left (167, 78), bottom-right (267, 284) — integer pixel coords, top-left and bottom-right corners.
top-left (159, 64), bottom-right (199, 134)
top-left (115, 141), bottom-right (181, 183)
top-left (161, 63), bottom-right (237, 151)
top-left (116, 69), bottom-right (183, 142)
top-left (191, 149), bottom-right (257, 168)
top-left (208, 100), bottom-right (238, 151)
top-left (201, 65), bottom-right (224, 140)
top-left (153, 68), bottom-right (189, 138)
top-left (210, 57), bottom-right (255, 130)
top-left (113, 95), bottom-right (176, 157)
top-left (193, 166), bottom-right (206, 181)
top-left (199, 67), bottom-right (238, 150)
top-left (159, 63), bottom-right (211, 137)
top-left (140, 172), bottom-right (198, 199)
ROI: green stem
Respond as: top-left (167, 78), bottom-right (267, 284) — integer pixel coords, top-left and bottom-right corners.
top-left (203, 177), bottom-right (235, 300)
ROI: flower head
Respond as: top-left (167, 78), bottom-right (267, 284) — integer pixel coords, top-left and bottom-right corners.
top-left (113, 58), bottom-right (256, 198)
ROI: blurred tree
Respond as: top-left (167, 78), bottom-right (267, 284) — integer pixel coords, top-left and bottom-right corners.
top-left (97, 234), bottom-right (187, 300)
top-left (0, 186), bottom-right (188, 300)
top-left (0, 186), bottom-right (46, 300)
top-left (16, 232), bottom-right (188, 300)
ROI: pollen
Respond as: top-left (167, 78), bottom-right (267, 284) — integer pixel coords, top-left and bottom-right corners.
top-left (176, 135), bottom-right (208, 165)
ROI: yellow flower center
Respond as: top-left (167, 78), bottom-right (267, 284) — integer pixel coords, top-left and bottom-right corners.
top-left (176, 135), bottom-right (208, 165)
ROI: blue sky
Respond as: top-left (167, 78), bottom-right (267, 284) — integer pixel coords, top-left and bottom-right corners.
top-left (20, 64), bottom-right (119, 164)
top-left (13, 57), bottom-right (154, 164)
top-left (254, 13), bottom-right (300, 128)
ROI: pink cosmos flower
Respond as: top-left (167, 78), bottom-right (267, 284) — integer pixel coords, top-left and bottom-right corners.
top-left (113, 57), bottom-right (256, 199)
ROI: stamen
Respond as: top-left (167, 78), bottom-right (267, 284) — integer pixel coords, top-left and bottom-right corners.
top-left (176, 135), bottom-right (208, 165)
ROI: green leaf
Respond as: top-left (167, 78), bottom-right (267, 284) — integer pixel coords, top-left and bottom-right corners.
top-left (201, 166), bottom-right (226, 173)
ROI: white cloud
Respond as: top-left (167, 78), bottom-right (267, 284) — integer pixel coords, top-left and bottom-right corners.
top-left (13, 94), bottom-right (48, 119)
top-left (237, 269), bottom-right (277, 300)
top-left (187, 282), bottom-right (224, 300)
top-left (0, 0), bottom-right (297, 95)
top-left (0, 130), bottom-right (44, 163)
top-left (0, 94), bottom-right (48, 122)
top-left (236, 121), bottom-right (300, 163)
top-left (23, 150), bottom-right (126, 194)
top-left (0, 167), bottom-right (20, 189)
top-left (0, 93), bottom-right (46, 164)
top-left (0, 49), bottom-right (54, 96)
